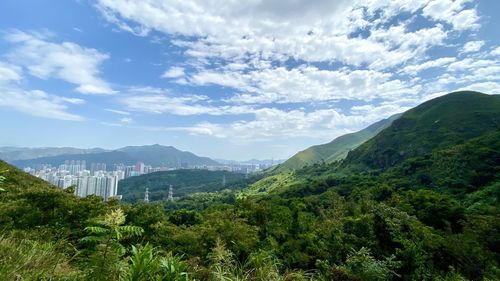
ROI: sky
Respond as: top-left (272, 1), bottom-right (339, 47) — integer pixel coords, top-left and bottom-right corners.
top-left (0, 0), bottom-right (499, 160)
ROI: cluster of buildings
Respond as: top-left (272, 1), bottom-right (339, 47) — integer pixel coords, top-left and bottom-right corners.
top-left (25, 160), bottom-right (163, 201)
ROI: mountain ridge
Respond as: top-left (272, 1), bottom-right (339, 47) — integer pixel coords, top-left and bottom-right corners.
top-left (274, 113), bottom-right (401, 172)
top-left (344, 91), bottom-right (500, 170)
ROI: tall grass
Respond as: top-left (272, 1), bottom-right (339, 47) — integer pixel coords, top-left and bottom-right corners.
top-left (0, 235), bottom-right (79, 280)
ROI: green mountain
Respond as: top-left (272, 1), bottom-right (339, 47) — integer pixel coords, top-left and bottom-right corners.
top-left (118, 169), bottom-right (246, 202)
top-left (244, 91), bottom-right (500, 196)
top-left (117, 144), bottom-right (220, 167)
top-left (0, 147), bottom-right (106, 161)
top-left (345, 91), bottom-right (500, 170)
top-left (274, 114), bottom-right (401, 172)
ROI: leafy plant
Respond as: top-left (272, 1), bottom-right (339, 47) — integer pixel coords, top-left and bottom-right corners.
top-left (81, 208), bottom-right (144, 280)
top-left (124, 243), bottom-right (190, 281)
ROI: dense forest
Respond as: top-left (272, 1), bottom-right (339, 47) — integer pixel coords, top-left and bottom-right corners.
top-left (0, 91), bottom-right (499, 280)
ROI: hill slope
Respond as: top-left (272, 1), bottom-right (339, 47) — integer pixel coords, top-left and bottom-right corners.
top-left (275, 114), bottom-right (401, 172)
top-left (244, 91), bottom-right (500, 197)
top-left (118, 169), bottom-right (246, 202)
top-left (345, 91), bottom-right (500, 170)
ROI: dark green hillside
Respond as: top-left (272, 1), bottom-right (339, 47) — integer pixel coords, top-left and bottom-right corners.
top-left (0, 159), bottom-right (109, 240)
top-left (345, 91), bottom-right (500, 170)
top-left (386, 130), bottom-right (500, 193)
top-left (118, 169), bottom-right (247, 202)
top-left (273, 129), bottom-right (500, 199)
top-left (275, 113), bottom-right (401, 172)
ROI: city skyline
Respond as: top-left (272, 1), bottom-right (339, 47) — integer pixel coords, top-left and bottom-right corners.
top-left (0, 0), bottom-right (499, 160)
top-left (25, 156), bottom-right (267, 200)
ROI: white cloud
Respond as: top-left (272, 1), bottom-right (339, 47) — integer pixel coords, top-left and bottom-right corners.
top-left (119, 87), bottom-right (252, 116)
top-left (0, 62), bottom-right (22, 82)
top-left (422, 0), bottom-right (480, 31)
top-left (4, 30), bottom-right (114, 94)
top-left (0, 58), bottom-right (85, 121)
top-left (456, 82), bottom-right (500, 95)
top-left (96, 0), bottom-right (452, 69)
top-left (0, 88), bottom-right (83, 121)
top-left (120, 117), bottom-right (133, 123)
top-left (447, 58), bottom-right (497, 72)
top-left (105, 108), bottom-right (130, 115)
top-left (427, 57), bottom-right (500, 95)
top-left (490, 46), bottom-right (500, 56)
top-left (162, 66), bottom-right (185, 78)
top-left (190, 65), bottom-right (421, 104)
top-left (461, 40), bottom-right (485, 53)
top-left (60, 97), bottom-right (86, 104)
top-left (168, 106), bottom-right (407, 141)
top-left (401, 57), bottom-right (456, 75)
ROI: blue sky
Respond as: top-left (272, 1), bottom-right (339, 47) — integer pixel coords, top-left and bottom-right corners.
top-left (0, 0), bottom-right (499, 160)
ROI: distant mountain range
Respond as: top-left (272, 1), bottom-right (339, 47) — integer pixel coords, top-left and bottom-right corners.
top-left (0, 147), bottom-right (107, 161)
top-left (117, 145), bottom-right (219, 167)
top-left (5, 144), bottom-right (220, 169)
top-left (274, 113), bottom-right (401, 172)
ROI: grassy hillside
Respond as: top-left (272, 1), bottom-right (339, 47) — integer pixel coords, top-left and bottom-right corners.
top-left (118, 169), bottom-right (247, 202)
top-left (345, 91), bottom-right (500, 170)
top-left (275, 114), bottom-right (400, 172)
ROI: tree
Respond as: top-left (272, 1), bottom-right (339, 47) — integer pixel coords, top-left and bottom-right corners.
top-left (81, 208), bottom-right (144, 281)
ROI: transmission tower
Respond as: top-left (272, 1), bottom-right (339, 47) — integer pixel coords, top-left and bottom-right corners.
top-left (144, 187), bottom-right (149, 203)
top-left (168, 185), bottom-right (173, 201)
